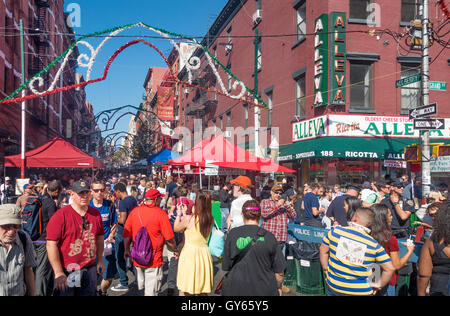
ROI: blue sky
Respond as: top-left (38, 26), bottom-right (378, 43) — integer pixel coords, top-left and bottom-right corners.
top-left (68, 0), bottom-right (227, 136)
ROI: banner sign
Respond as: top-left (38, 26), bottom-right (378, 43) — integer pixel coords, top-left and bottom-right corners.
top-left (384, 160), bottom-right (407, 169)
top-left (287, 224), bottom-right (421, 263)
top-left (329, 12), bottom-right (346, 105)
top-left (328, 115), bottom-right (450, 139)
top-left (156, 86), bottom-right (174, 120)
top-left (292, 115), bottom-right (327, 142)
top-left (431, 156), bottom-right (450, 173)
top-left (313, 14), bottom-right (329, 107)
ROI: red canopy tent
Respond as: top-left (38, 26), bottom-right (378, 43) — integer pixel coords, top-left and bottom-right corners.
top-left (4, 137), bottom-right (104, 168)
top-left (169, 135), bottom-right (294, 173)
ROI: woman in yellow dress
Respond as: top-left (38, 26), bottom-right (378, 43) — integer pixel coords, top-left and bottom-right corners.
top-left (174, 191), bottom-right (214, 296)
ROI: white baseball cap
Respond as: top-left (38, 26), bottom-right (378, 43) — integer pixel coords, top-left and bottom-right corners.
top-left (5, 177), bottom-right (11, 181)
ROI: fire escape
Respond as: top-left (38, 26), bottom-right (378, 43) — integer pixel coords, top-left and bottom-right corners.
top-left (28, 0), bottom-right (50, 125)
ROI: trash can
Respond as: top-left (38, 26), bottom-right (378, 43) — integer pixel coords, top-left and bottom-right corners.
top-left (290, 240), bottom-right (325, 296)
top-left (283, 243), bottom-right (297, 287)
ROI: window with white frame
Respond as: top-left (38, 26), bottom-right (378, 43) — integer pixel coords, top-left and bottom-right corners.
top-left (295, 75), bottom-right (306, 118)
top-left (349, 62), bottom-right (373, 110)
top-left (295, 1), bottom-right (306, 41)
top-left (400, 64), bottom-right (421, 111)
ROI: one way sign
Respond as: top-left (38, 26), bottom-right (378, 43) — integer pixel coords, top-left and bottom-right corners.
top-left (413, 118), bottom-right (445, 130)
top-left (409, 103), bottom-right (437, 120)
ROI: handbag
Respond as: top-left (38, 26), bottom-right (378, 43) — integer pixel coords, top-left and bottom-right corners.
top-left (208, 221), bottom-right (225, 258)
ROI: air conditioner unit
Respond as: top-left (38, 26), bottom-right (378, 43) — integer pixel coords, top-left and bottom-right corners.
top-left (175, 115), bottom-right (180, 121)
top-left (223, 130), bottom-right (232, 138)
top-left (253, 9), bottom-right (262, 25)
top-left (184, 88), bottom-right (189, 95)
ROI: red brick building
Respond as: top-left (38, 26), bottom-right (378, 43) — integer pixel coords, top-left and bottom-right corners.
top-left (177, 0), bottom-right (450, 186)
top-left (0, 0), bottom-right (87, 170)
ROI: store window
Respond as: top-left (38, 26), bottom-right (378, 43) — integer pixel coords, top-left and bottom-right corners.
top-left (295, 75), bottom-right (306, 118)
top-left (295, 1), bottom-right (306, 41)
top-left (349, 0), bottom-right (371, 20)
top-left (349, 62), bottom-right (373, 110)
top-left (401, 0), bottom-right (421, 23)
top-left (400, 64), bottom-right (421, 111)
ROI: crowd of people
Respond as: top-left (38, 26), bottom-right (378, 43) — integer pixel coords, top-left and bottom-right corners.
top-left (0, 170), bottom-right (448, 297)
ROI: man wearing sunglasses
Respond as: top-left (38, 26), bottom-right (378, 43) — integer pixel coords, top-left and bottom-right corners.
top-left (381, 181), bottom-right (416, 239)
top-left (90, 181), bottom-right (117, 296)
top-left (46, 180), bottom-right (105, 296)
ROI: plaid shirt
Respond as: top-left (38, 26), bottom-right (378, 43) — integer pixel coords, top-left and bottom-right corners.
top-left (261, 198), bottom-right (297, 242)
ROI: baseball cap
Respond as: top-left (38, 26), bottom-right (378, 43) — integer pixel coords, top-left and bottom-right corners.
top-left (35, 182), bottom-right (45, 188)
top-left (230, 176), bottom-right (252, 189)
top-left (393, 181), bottom-right (404, 188)
top-left (71, 180), bottom-right (91, 194)
top-left (362, 181), bottom-right (371, 189)
top-left (5, 177), bottom-right (10, 181)
top-left (145, 189), bottom-right (164, 200)
top-left (346, 184), bottom-right (361, 193)
top-left (23, 184), bottom-right (34, 190)
top-left (0, 204), bottom-right (22, 226)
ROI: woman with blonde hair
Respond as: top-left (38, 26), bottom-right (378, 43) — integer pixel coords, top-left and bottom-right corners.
top-left (174, 191), bottom-right (214, 296)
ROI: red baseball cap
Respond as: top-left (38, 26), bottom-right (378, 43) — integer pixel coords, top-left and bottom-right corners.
top-left (145, 189), bottom-right (164, 200)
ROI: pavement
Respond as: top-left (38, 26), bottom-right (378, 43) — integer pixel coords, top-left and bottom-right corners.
top-left (103, 246), bottom-right (303, 296)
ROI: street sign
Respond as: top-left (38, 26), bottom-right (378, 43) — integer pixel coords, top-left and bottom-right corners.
top-left (396, 73), bottom-right (421, 88)
top-left (430, 81), bottom-right (447, 91)
top-left (413, 118), bottom-right (445, 130)
top-left (409, 103), bottom-right (437, 119)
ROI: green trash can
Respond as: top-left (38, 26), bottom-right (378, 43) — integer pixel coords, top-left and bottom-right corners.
top-left (283, 256), bottom-right (296, 287)
top-left (295, 258), bottom-right (326, 296)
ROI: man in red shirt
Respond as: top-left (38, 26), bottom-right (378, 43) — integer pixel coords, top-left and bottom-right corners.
top-left (123, 189), bottom-right (179, 296)
top-left (46, 180), bottom-right (105, 296)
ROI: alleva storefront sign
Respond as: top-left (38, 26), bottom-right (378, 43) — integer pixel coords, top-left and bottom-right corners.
top-left (292, 114), bottom-right (450, 142)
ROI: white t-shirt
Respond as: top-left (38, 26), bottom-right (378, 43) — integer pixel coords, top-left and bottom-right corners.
top-left (157, 187), bottom-right (166, 208)
top-left (229, 194), bottom-right (253, 230)
top-left (361, 189), bottom-right (375, 202)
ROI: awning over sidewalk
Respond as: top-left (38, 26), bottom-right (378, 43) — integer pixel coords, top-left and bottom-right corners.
top-left (278, 137), bottom-right (450, 162)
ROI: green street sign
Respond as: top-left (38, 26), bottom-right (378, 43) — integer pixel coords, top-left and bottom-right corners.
top-left (396, 73), bottom-right (421, 88)
top-left (430, 81), bottom-right (447, 91)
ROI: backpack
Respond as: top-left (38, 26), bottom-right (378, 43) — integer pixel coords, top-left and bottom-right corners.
top-left (131, 208), bottom-right (162, 266)
top-left (21, 196), bottom-right (43, 241)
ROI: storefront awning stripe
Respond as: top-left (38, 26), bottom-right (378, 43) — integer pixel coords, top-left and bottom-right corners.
top-left (278, 137), bottom-right (450, 161)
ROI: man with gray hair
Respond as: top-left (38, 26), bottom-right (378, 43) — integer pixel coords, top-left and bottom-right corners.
top-left (0, 204), bottom-right (37, 296)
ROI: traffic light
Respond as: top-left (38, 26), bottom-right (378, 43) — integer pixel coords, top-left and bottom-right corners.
top-left (432, 144), bottom-right (450, 157)
top-left (405, 144), bottom-right (421, 162)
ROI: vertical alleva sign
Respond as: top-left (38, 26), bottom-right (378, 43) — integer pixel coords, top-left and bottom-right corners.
top-left (314, 14), bottom-right (329, 107)
top-left (330, 12), bottom-right (346, 105)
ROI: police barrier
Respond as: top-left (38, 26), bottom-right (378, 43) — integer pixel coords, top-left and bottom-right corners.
top-left (287, 224), bottom-right (423, 263)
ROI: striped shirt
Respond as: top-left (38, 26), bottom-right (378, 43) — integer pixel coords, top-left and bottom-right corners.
top-left (322, 225), bottom-right (391, 296)
top-left (0, 232), bottom-right (37, 296)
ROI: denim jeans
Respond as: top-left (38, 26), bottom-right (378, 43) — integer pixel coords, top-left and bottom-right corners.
top-left (220, 208), bottom-right (230, 232)
top-left (58, 266), bottom-right (97, 296)
top-left (114, 233), bottom-right (129, 287)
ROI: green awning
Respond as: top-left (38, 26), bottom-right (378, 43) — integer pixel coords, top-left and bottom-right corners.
top-left (278, 137), bottom-right (450, 161)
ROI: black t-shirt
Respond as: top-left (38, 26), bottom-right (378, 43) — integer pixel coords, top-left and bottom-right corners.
top-left (222, 225), bottom-right (286, 296)
top-left (381, 196), bottom-right (415, 231)
top-left (326, 194), bottom-right (350, 226)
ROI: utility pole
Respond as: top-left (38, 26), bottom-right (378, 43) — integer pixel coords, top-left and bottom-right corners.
top-left (253, 28), bottom-right (261, 158)
top-left (20, 20), bottom-right (26, 179)
top-left (421, 0), bottom-right (431, 198)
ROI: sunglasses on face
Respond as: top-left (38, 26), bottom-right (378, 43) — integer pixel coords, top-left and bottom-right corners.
top-left (273, 191), bottom-right (283, 195)
top-left (92, 189), bottom-right (105, 193)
